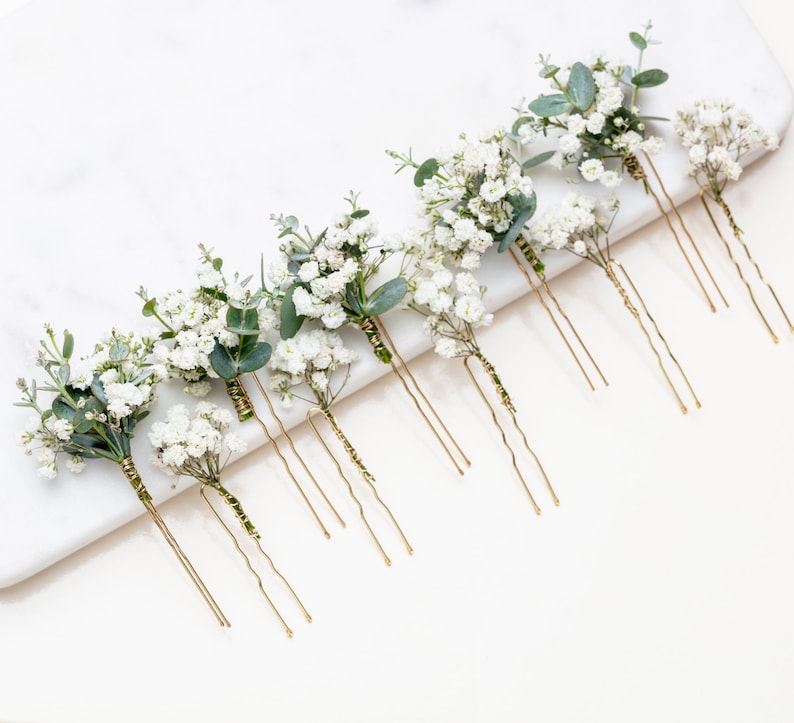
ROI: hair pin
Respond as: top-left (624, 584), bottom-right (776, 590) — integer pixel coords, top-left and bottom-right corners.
top-left (269, 194), bottom-right (470, 477)
top-left (138, 246), bottom-right (344, 539)
top-left (149, 400), bottom-right (311, 636)
top-left (675, 97), bottom-right (793, 342)
top-left (16, 327), bottom-right (230, 626)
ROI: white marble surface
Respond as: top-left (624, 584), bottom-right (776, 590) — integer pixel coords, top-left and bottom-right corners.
top-left (1, 1), bottom-right (794, 721)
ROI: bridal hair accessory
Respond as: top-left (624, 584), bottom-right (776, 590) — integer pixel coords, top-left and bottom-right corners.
top-left (674, 97), bottom-right (793, 342)
top-left (267, 196), bottom-right (417, 563)
top-left (270, 193), bottom-right (469, 477)
top-left (268, 326), bottom-right (413, 566)
top-left (527, 192), bottom-right (700, 413)
top-left (517, 22), bottom-right (728, 314)
top-left (16, 326), bottom-right (230, 625)
top-left (392, 160), bottom-right (560, 513)
top-left (138, 245), bottom-right (344, 539)
top-left (149, 401), bottom-right (311, 635)
top-left (387, 131), bottom-right (608, 393)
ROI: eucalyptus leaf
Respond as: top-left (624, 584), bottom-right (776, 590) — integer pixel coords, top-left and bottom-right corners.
top-left (631, 69), bottom-right (668, 88)
top-left (108, 341), bottom-right (130, 363)
top-left (364, 277), bottom-right (407, 316)
top-left (566, 63), bottom-right (595, 112)
top-left (68, 433), bottom-right (110, 454)
top-left (350, 209), bottom-right (370, 219)
top-left (629, 31), bottom-right (647, 50)
top-left (52, 395), bottom-right (76, 421)
top-left (522, 150), bottom-right (556, 170)
top-left (511, 115), bottom-right (533, 137)
top-left (62, 331), bottom-right (74, 359)
top-left (57, 364), bottom-right (70, 386)
top-left (497, 193), bottom-right (537, 252)
top-left (413, 158), bottom-right (439, 187)
top-left (345, 284), bottom-right (363, 316)
top-left (279, 284), bottom-right (305, 340)
top-left (527, 93), bottom-right (571, 118)
top-left (91, 374), bottom-right (108, 405)
top-left (237, 342), bottom-right (272, 374)
top-left (141, 298), bottom-right (157, 317)
top-left (210, 342), bottom-right (238, 380)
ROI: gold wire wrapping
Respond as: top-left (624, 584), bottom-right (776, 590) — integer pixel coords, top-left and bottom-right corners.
top-left (199, 484), bottom-right (311, 636)
top-left (224, 376), bottom-right (256, 422)
top-left (462, 353), bottom-right (559, 513)
top-left (511, 238), bottom-right (609, 391)
top-left (625, 152), bottom-right (728, 313)
top-left (118, 457), bottom-right (230, 627)
top-left (306, 406), bottom-right (413, 565)
top-left (699, 188), bottom-right (794, 343)
top-left (605, 259), bottom-right (700, 414)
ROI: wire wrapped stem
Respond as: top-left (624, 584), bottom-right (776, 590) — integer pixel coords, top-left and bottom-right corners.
top-left (200, 484), bottom-right (311, 635)
top-left (118, 457), bottom-right (230, 627)
top-left (462, 353), bottom-right (558, 511)
top-left (700, 188), bottom-right (793, 342)
top-left (306, 406), bottom-right (413, 564)
top-left (224, 375), bottom-right (255, 422)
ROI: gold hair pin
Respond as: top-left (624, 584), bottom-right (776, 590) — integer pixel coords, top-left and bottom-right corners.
top-left (675, 97), bottom-right (793, 342)
top-left (16, 327), bottom-right (229, 626)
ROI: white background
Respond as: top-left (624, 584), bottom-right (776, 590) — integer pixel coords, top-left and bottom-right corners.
top-left (1, 1), bottom-right (793, 721)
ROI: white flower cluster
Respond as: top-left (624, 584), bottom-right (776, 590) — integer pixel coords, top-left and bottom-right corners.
top-left (527, 191), bottom-right (618, 265)
top-left (416, 129), bottom-right (533, 272)
top-left (18, 330), bottom-right (162, 479)
top-left (674, 97), bottom-right (779, 186)
top-left (17, 415), bottom-right (83, 479)
top-left (269, 209), bottom-right (382, 329)
top-left (522, 56), bottom-right (663, 187)
top-left (151, 256), bottom-right (275, 396)
top-left (149, 401), bottom-right (247, 481)
top-left (268, 327), bottom-right (358, 408)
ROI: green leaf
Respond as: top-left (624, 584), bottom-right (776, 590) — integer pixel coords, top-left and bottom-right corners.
top-left (279, 284), bottom-right (305, 340)
top-left (345, 284), bottom-right (363, 316)
top-left (566, 63), bottom-right (595, 111)
top-left (522, 150), bottom-right (556, 170)
top-left (629, 31), bottom-right (647, 50)
top-left (497, 193), bottom-right (537, 252)
top-left (62, 331), bottom-right (74, 360)
top-left (349, 209), bottom-right (370, 219)
top-left (510, 115), bottom-right (533, 137)
top-left (540, 63), bottom-right (559, 79)
top-left (527, 93), bottom-right (571, 118)
top-left (57, 364), bottom-right (70, 386)
top-left (91, 374), bottom-right (108, 405)
top-left (631, 69), bottom-right (668, 88)
top-left (210, 342), bottom-right (238, 380)
top-left (413, 158), bottom-right (439, 187)
top-left (141, 298), bottom-right (157, 318)
top-left (108, 341), bottom-right (130, 363)
top-left (68, 433), bottom-right (109, 454)
top-left (363, 277), bottom-right (407, 317)
top-left (52, 395), bottom-right (76, 421)
top-left (226, 306), bottom-right (260, 335)
top-left (237, 342), bottom-right (272, 374)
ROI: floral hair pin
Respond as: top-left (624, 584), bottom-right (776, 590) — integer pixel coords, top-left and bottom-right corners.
top-left (138, 245), bottom-right (344, 540)
top-left (149, 401), bottom-right (311, 635)
top-left (519, 22), bottom-right (728, 314)
top-left (674, 97), bottom-right (792, 342)
top-left (268, 325), bottom-right (412, 566)
top-left (16, 326), bottom-right (230, 626)
top-left (396, 206), bottom-right (559, 514)
top-left (269, 192), bottom-right (470, 477)
top-left (527, 191), bottom-right (700, 413)
top-left (387, 129), bottom-right (608, 393)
